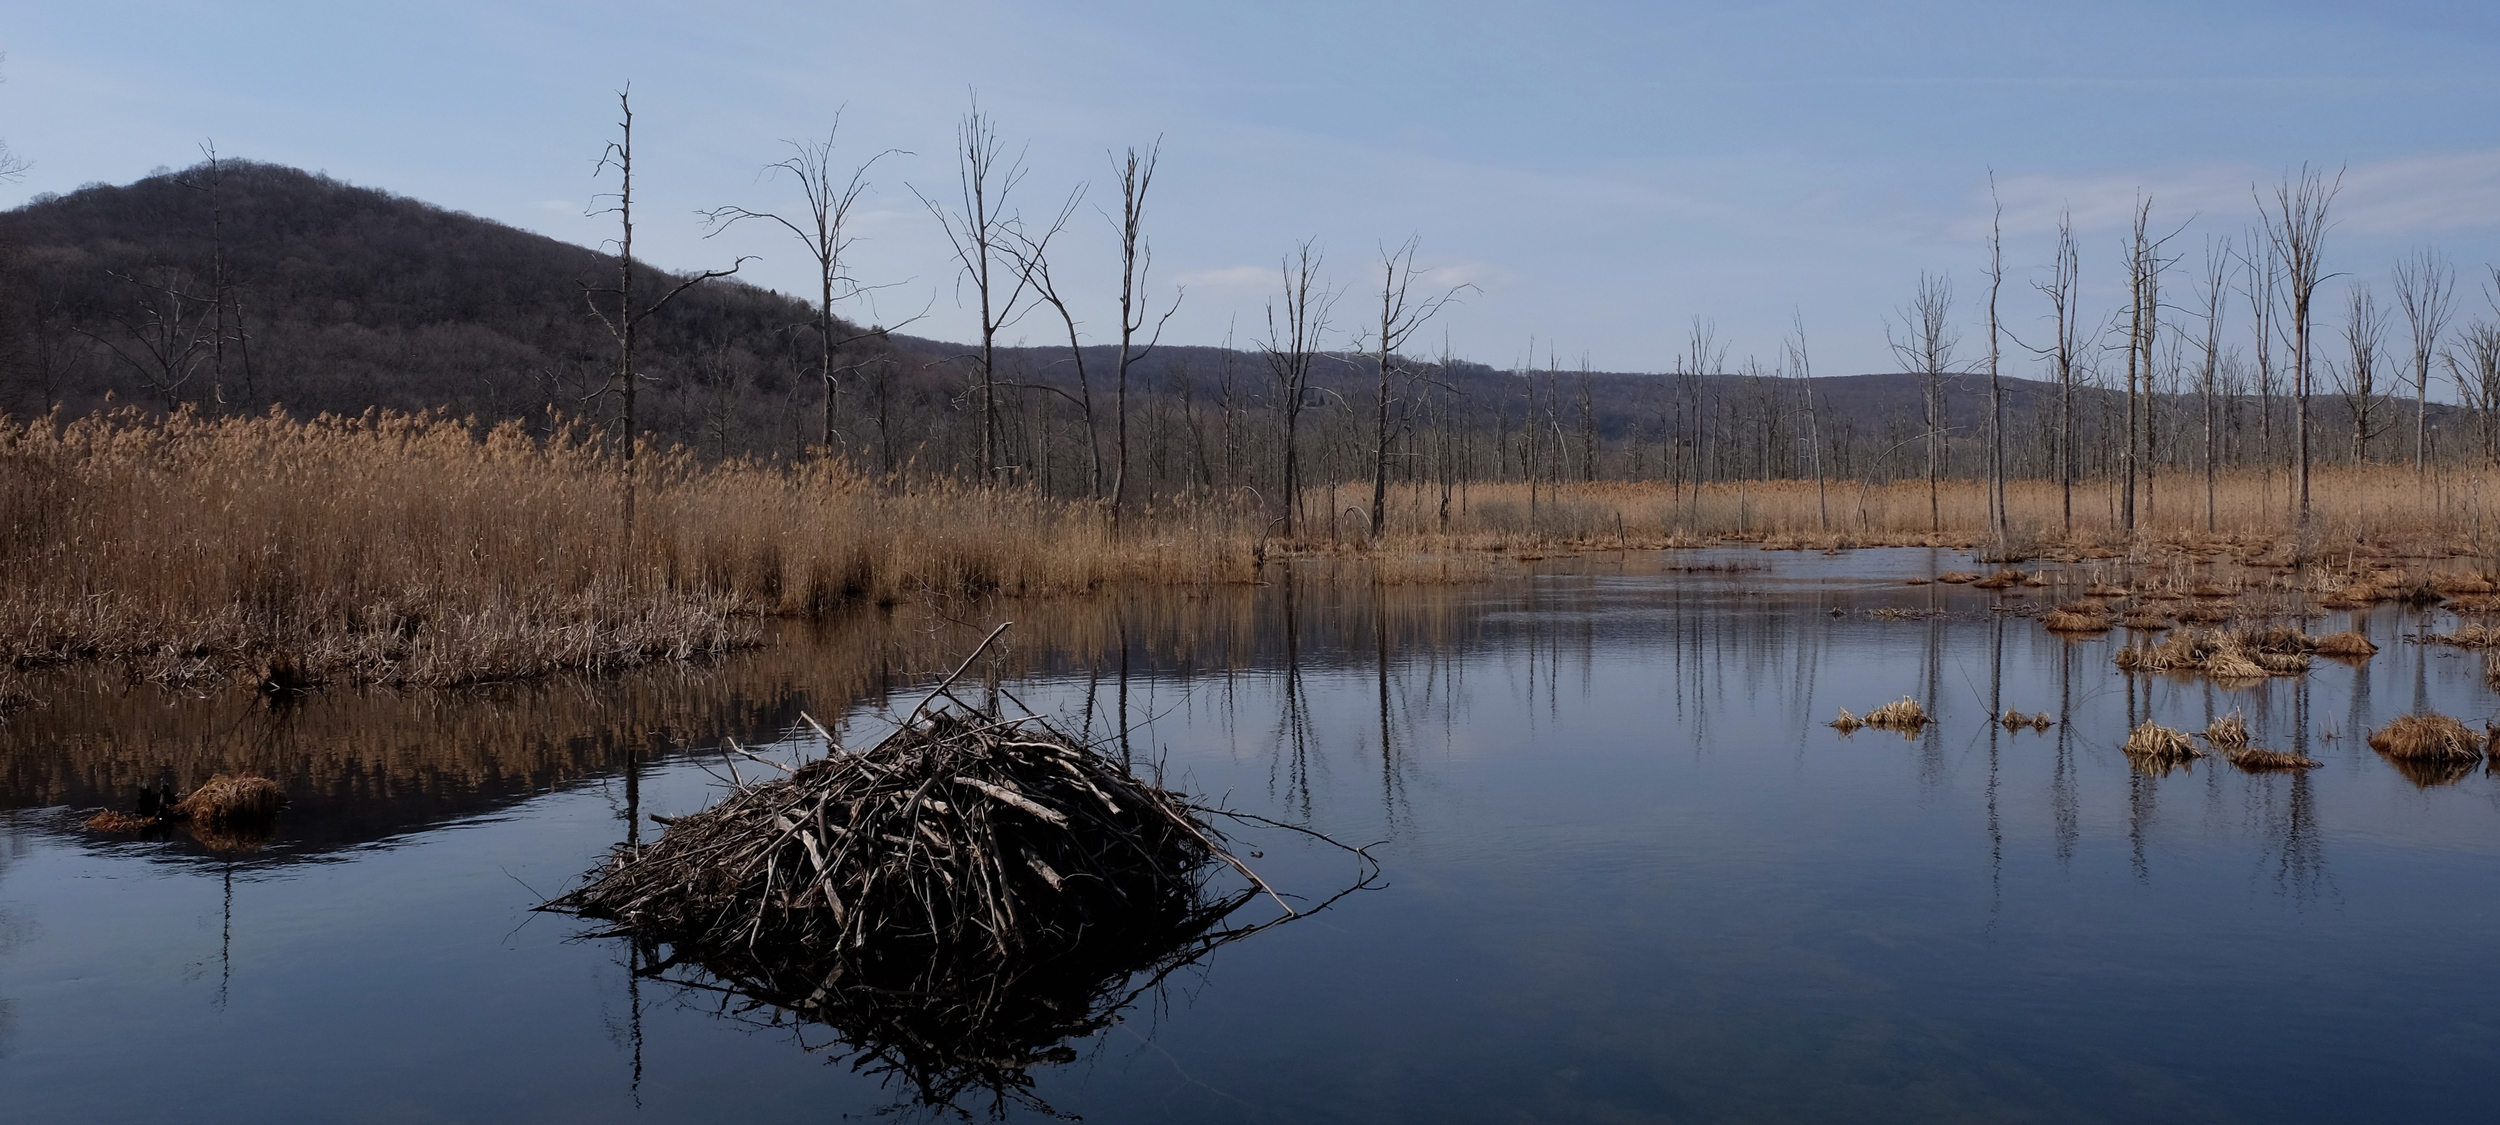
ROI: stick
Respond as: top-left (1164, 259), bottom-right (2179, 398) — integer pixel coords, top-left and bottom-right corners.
top-left (902, 621), bottom-right (1015, 726)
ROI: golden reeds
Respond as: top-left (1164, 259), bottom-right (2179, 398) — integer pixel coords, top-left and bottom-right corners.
top-left (2227, 747), bottom-right (2322, 771)
top-left (2312, 630), bottom-right (2379, 657)
top-left (2422, 625), bottom-right (2500, 648)
top-left (0, 408), bottom-right (1262, 696)
top-left (1936, 571), bottom-right (1981, 584)
top-left (173, 774), bottom-right (287, 823)
top-left (1864, 697), bottom-right (1931, 730)
top-left (2122, 721), bottom-right (2201, 765)
top-left (2366, 714), bottom-right (2481, 762)
top-left (1970, 568), bottom-right (2028, 589)
top-left (1830, 708), bottom-right (1863, 732)
top-left (2203, 709), bottom-right (2251, 751)
top-left (2043, 603), bottom-right (2113, 632)
top-left (2115, 627), bottom-right (2312, 680)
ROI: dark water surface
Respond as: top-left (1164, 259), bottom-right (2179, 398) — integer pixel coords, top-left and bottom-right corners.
top-left (6, 549), bottom-right (2500, 1123)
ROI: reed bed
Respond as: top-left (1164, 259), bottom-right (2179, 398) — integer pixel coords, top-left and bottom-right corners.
top-left (0, 409), bottom-right (1259, 693)
top-left (2115, 627), bottom-right (2314, 680)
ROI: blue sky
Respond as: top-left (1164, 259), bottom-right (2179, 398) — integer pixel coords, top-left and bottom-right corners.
top-left (6, 0), bottom-right (2500, 378)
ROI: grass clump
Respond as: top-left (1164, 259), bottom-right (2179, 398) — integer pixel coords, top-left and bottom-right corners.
top-left (2115, 627), bottom-right (2311, 680)
top-left (2366, 714), bottom-right (2481, 762)
top-left (2043, 602), bottom-right (2112, 632)
top-left (1864, 697), bottom-right (1931, 730)
top-left (2122, 721), bottom-right (2202, 771)
top-left (2312, 630), bottom-right (2379, 657)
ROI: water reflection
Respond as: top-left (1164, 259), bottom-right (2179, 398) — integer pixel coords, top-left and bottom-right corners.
top-left (6, 550), bottom-right (2500, 1123)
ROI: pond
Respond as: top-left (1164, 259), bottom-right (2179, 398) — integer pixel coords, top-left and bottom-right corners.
top-left (4, 548), bottom-right (2498, 1123)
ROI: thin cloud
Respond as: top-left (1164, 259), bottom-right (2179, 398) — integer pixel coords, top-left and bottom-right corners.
top-left (1970, 149), bottom-right (2500, 239)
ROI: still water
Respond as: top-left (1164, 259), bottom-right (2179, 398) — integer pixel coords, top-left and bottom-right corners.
top-left (4, 549), bottom-right (2498, 1123)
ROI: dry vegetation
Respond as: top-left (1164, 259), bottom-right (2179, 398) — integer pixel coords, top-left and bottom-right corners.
top-left (0, 409), bottom-right (1256, 696)
top-left (6, 408), bottom-right (2498, 706)
top-left (2115, 627), bottom-right (2321, 679)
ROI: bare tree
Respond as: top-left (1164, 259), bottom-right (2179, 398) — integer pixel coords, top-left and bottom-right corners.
top-left (1888, 272), bottom-right (1958, 533)
top-left (915, 96), bottom-right (1037, 483)
top-left (2392, 247), bottom-right (2455, 475)
top-left (1108, 142), bottom-right (1182, 524)
top-left (1984, 177), bottom-right (2007, 543)
top-left (584, 88), bottom-right (749, 576)
top-left (1259, 242), bottom-right (1337, 536)
top-left (2120, 198), bottom-right (2184, 534)
top-left (1000, 192), bottom-right (1098, 494)
top-left (2023, 211), bottom-right (2083, 534)
top-left (1784, 312), bottom-right (1829, 532)
top-left (2195, 237), bottom-right (2231, 531)
top-left (77, 267), bottom-right (212, 409)
top-left (175, 143), bottom-right (249, 410)
top-left (2333, 284), bottom-right (2390, 464)
top-left (2260, 165), bottom-right (2340, 544)
top-left (1356, 238), bottom-right (1466, 537)
top-left (2450, 312), bottom-right (2500, 465)
top-left (2242, 231), bottom-right (2282, 489)
top-left (703, 114), bottom-right (911, 451)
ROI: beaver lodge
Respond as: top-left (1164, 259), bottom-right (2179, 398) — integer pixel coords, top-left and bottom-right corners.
top-left (547, 627), bottom-right (1371, 1112)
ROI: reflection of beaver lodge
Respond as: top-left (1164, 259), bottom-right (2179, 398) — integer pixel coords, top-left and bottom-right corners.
top-left (550, 629), bottom-right (1372, 1115)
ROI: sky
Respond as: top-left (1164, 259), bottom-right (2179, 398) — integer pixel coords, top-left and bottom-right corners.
top-left (6, 0), bottom-right (2500, 380)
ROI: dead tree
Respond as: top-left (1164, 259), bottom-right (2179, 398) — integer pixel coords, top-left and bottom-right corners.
top-left (77, 267), bottom-right (212, 409)
top-left (2195, 237), bottom-right (2231, 531)
top-left (702, 114), bottom-right (910, 451)
top-left (1357, 238), bottom-right (1465, 537)
top-left (1259, 242), bottom-right (1336, 536)
top-left (2392, 247), bottom-right (2455, 475)
top-left (1784, 313), bottom-right (1829, 532)
top-left (2121, 198), bottom-right (2183, 534)
top-left (2450, 313), bottom-right (2500, 465)
top-left (2334, 284), bottom-right (2390, 464)
top-left (2025, 211), bottom-right (2083, 534)
top-left (1001, 192), bottom-right (1098, 495)
top-left (1108, 142), bottom-right (1181, 524)
top-left (584, 89), bottom-right (748, 578)
top-left (1984, 177), bottom-right (2007, 543)
top-left (175, 143), bottom-right (250, 409)
top-left (1887, 272), bottom-right (1958, 533)
top-left (915, 97), bottom-right (1035, 483)
top-left (2242, 232), bottom-right (2282, 490)
top-left (2260, 166), bottom-right (2340, 546)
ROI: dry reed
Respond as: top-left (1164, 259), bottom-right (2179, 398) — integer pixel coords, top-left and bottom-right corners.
top-left (0, 409), bottom-right (1260, 695)
top-left (1863, 697), bottom-right (1930, 730)
top-left (2043, 604), bottom-right (2112, 632)
top-left (2202, 709), bottom-right (2251, 751)
top-left (2122, 721), bottom-right (2201, 765)
top-left (2227, 747), bottom-right (2322, 771)
top-left (2366, 714), bottom-right (2482, 762)
top-left (173, 774), bottom-right (287, 823)
top-left (2312, 630), bottom-right (2379, 657)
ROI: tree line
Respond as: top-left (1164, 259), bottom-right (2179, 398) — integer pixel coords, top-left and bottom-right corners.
top-left (9, 95), bottom-right (2500, 544)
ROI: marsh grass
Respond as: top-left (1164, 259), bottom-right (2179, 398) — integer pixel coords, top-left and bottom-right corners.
top-left (0, 409), bottom-right (1258, 692)
top-left (2366, 714), bottom-right (2482, 762)
top-left (2122, 721), bottom-right (2200, 770)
